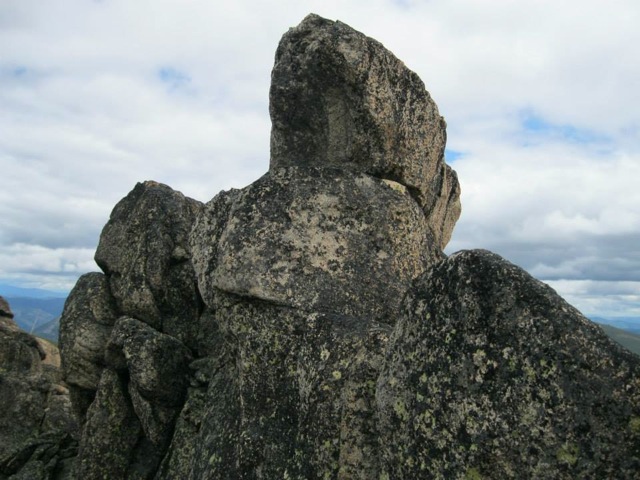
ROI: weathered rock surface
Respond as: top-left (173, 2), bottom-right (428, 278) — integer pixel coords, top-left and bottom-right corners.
top-left (270, 13), bottom-right (461, 249)
top-left (56, 181), bottom-right (204, 479)
top-left (107, 316), bottom-right (192, 449)
top-left (378, 250), bottom-right (640, 479)
top-left (0, 296), bottom-right (78, 480)
top-left (94, 181), bottom-right (204, 350)
top-left (72, 368), bottom-right (143, 479)
top-left (58, 272), bottom-right (118, 424)
top-left (191, 167), bottom-right (437, 323)
top-left (161, 291), bottom-right (391, 479)
top-left (0, 432), bottom-right (77, 480)
top-left (52, 13), bottom-right (640, 480)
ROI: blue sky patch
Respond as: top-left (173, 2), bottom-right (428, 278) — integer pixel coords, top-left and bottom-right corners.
top-left (520, 110), bottom-right (609, 145)
top-left (158, 67), bottom-right (191, 91)
top-left (13, 66), bottom-right (28, 77)
top-left (445, 149), bottom-right (463, 162)
top-left (0, 65), bottom-right (48, 86)
top-left (0, 65), bottom-right (30, 80)
top-left (391, 0), bottom-right (415, 8)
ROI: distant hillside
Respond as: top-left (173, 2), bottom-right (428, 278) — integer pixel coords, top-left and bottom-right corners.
top-left (32, 316), bottom-right (61, 343)
top-left (590, 316), bottom-right (640, 335)
top-left (4, 296), bottom-right (66, 342)
top-left (597, 323), bottom-right (640, 356)
top-left (0, 284), bottom-right (68, 299)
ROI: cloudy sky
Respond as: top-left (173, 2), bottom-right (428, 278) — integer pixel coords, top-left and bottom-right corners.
top-left (1, 0), bottom-right (638, 321)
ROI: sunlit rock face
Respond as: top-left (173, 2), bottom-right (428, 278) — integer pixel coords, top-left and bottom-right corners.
top-left (269, 14), bottom-right (460, 250)
top-left (52, 13), bottom-right (639, 480)
top-left (191, 166), bottom-right (437, 324)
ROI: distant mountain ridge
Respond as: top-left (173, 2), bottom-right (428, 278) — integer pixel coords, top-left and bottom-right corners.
top-left (0, 283), bottom-right (69, 298)
top-left (3, 296), bottom-right (66, 342)
top-left (591, 316), bottom-right (640, 334)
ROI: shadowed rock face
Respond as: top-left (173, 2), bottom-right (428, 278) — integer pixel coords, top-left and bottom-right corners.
top-left (0, 296), bottom-right (78, 480)
top-left (57, 181), bottom-right (203, 479)
top-left (95, 181), bottom-right (204, 350)
top-left (52, 13), bottom-right (640, 480)
top-left (0, 296), bottom-right (14, 321)
top-left (58, 272), bottom-right (118, 424)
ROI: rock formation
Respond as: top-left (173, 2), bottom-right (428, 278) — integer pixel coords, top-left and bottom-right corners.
top-left (51, 13), bottom-right (639, 480)
top-left (269, 14), bottom-right (460, 249)
top-left (378, 250), bottom-right (640, 479)
top-left (0, 296), bottom-right (78, 480)
top-left (60, 182), bottom-right (202, 479)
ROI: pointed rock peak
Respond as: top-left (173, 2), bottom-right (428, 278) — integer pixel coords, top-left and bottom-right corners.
top-left (269, 13), bottom-right (461, 248)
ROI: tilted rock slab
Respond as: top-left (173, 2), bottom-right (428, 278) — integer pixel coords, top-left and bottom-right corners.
top-left (270, 14), bottom-right (461, 249)
top-left (378, 250), bottom-right (640, 479)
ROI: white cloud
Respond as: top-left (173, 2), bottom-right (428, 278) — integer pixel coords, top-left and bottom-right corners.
top-left (545, 280), bottom-right (640, 319)
top-left (0, 243), bottom-right (96, 291)
top-left (0, 0), bottom-right (638, 321)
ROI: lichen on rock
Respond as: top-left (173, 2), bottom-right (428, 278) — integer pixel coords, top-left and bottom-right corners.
top-left (270, 14), bottom-right (461, 250)
top-left (94, 180), bottom-right (204, 350)
top-left (47, 13), bottom-right (640, 480)
top-left (377, 250), bottom-right (640, 479)
top-left (190, 166), bottom-right (437, 323)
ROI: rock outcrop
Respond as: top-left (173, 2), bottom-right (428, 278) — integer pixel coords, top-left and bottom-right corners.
top-left (54, 13), bottom-right (639, 480)
top-left (94, 181), bottom-right (204, 350)
top-left (190, 167), bottom-right (437, 323)
top-left (0, 296), bottom-right (78, 480)
top-left (378, 250), bottom-right (640, 478)
top-left (0, 297), bottom-right (13, 322)
top-left (59, 182), bottom-right (203, 479)
top-left (270, 14), bottom-right (460, 249)
top-left (58, 273), bottom-right (118, 424)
